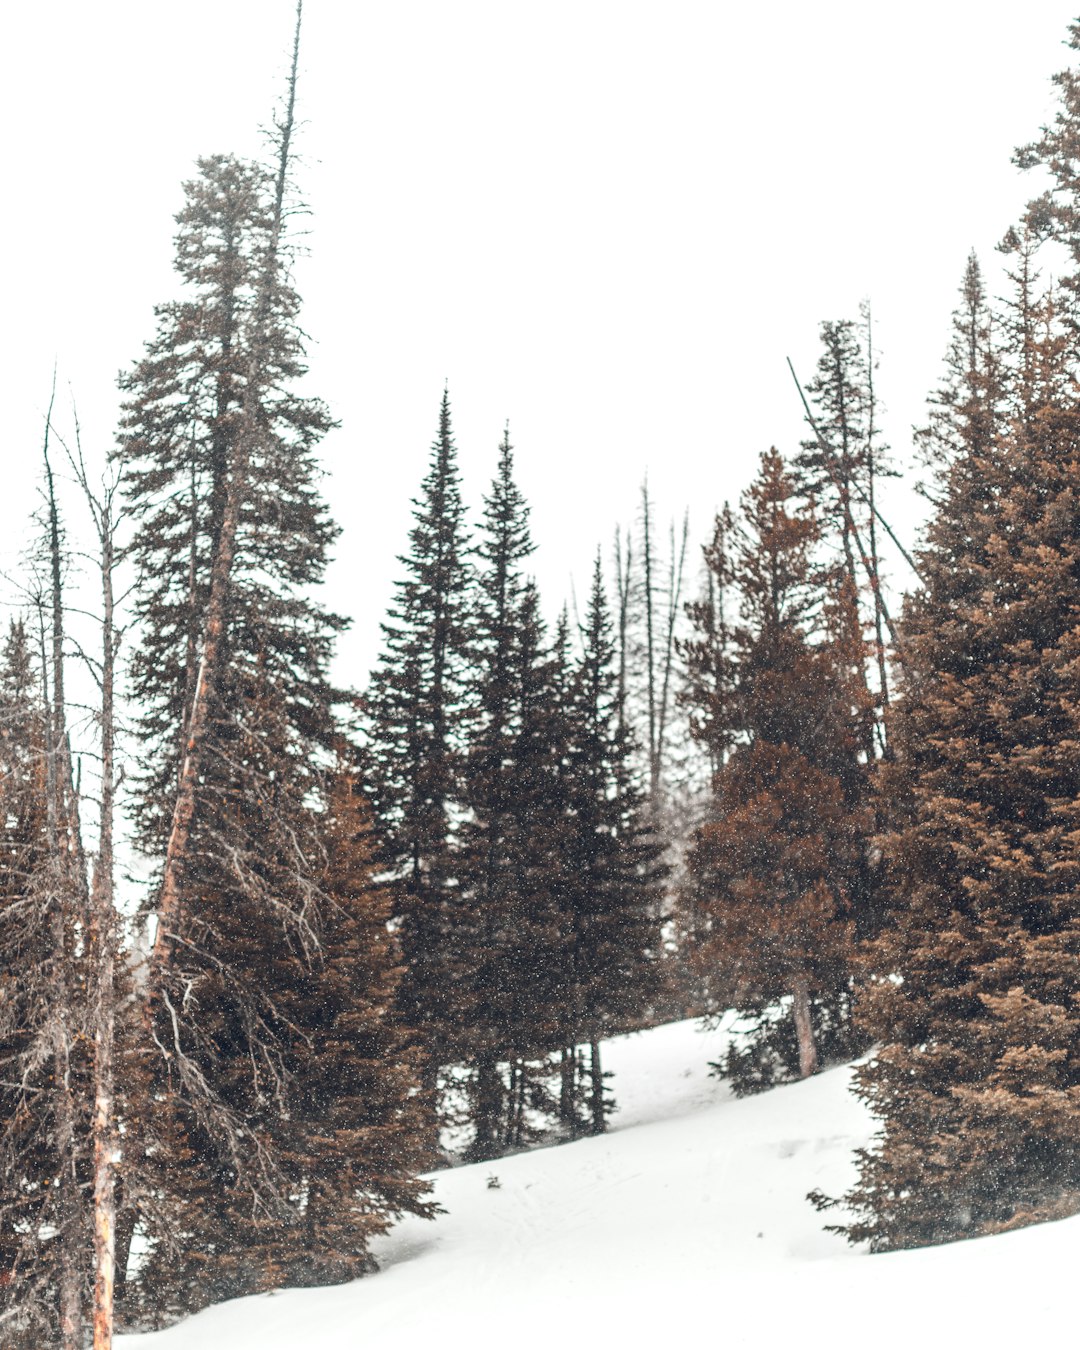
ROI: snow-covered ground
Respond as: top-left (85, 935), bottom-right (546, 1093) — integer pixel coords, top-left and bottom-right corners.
top-left (120, 1019), bottom-right (1077, 1349)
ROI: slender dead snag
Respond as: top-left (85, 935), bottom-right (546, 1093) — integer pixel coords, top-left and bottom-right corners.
top-left (147, 0), bottom-right (304, 1007)
top-left (613, 525), bottom-right (633, 728)
top-left (43, 402), bottom-right (88, 898)
top-left (785, 358), bottom-right (905, 657)
top-left (656, 510), bottom-right (688, 794)
top-left (640, 479), bottom-right (658, 802)
top-left (862, 306), bottom-right (892, 754)
top-left (40, 400), bottom-right (84, 1350)
top-left (787, 356), bottom-right (922, 587)
top-left (65, 426), bottom-right (124, 1350)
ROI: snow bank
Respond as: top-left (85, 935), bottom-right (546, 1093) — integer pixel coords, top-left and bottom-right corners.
top-left (120, 1019), bottom-right (1078, 1349)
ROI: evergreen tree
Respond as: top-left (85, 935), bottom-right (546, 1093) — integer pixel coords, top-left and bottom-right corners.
top-left (914, 252), bottom-right (1004, 502)
top-left (461, 430), bottom-right (565, 1158)
top-left (115, 141), bottom-right (427, 1316)
top-left (364, 391), bottom-right (475, 1146)
top-left (682, 451), bottom-right (871, 1093)
top-left (831, 224), bottom-right (1080, 1249)
top-left (559, 560), bottom-right (664, 1133)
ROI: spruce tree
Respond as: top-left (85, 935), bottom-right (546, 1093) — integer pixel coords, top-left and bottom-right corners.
top-left (832, 215), bottom-right (1080, 1247)
top-left (559, 560), bottom-right (664, 1133)
top-left (115, 120), bottom-right (428, 1316)
top-left (914, 252), bottom-right (1004, 502)
top-left (364, 391), bottom-right (475, 1147)
top-left (682, 451), bottom-right (871, 1092)
top-left (461, 430), bottom-right (569, 1158)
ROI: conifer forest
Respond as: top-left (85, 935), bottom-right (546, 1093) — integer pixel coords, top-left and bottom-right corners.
top-left (10, 3), bottom-right (1080, 1346)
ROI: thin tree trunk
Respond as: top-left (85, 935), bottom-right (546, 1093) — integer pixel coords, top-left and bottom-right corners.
top-left (91, 483), bottom-right (119, 1350)
top-left (472, 1055), bottom-right (502, 1160)
top-left (41, 407), bottom-right (84, 1350)
top-left (641, 481), bottom-right (658, 802)
top-left (614, 526), bottom-right (633, 726)
top-left (559, 1046), bottom-right (576, 1137)
top-left (589, 1040), bottom-right (605, 1135)
top-left (863, 305), bottom-right (891, 750)
top-left (112, 1205), bottom-right (136, 1311)
top-left (514, 1059), bottom-right (527, 1147)
top-left (792, 977), bottom-right (817, 1079)
top-left (656, 511), bottom-right (688, 798)
top-left (61, 404), bottom-right (126, 1348)
top-left (52, 895), bottom-right (82, 1350)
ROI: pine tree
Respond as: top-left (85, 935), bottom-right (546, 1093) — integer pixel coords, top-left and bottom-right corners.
top-left (461, 429), bottom-right (563, 1158)
top-left (831, 215), bottom-right (1080, 1249)
top-left (115, 70), bottom-right (427, 1311)
top-left (559, 559), bottom-right (664, 1133)
top-left (914, 252), bottom-right (1004, 502)
top-left (682, 451), bottom-right (871, 1092)
top-left (364, 391), bottom-right (475, 1148)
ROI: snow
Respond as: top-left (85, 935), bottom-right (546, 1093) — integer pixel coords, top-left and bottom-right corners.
top-left (120, 1018), bottom-right (1077, 1349)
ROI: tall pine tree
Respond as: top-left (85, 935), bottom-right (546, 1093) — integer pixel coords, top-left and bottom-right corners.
top-left (115, 52), bottom-right (429, 1312)
top-left (558, 559), bottom-right (664, 1133)
top-left (364, 391), bottom-right (475, 1151)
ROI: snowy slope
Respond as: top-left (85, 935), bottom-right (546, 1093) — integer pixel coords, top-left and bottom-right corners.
top-left (120, 1019), bottom-right (1077, 1350)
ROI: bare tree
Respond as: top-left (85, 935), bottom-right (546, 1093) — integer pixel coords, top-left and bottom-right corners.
top-left (63, 420), bottom-right (127, 1350)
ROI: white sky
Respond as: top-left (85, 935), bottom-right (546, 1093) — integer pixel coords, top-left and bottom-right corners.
top-left (3, 0), bottom-right (1077, 688)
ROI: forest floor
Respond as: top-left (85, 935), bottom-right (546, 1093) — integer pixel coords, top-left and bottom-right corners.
top-left (119, 1018), bottom-right (1077, 1349)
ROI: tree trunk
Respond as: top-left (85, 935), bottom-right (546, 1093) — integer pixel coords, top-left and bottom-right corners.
top-left (471, 1055), bottom-right (502, 1161)
top-left (41, 412), bottom-right (84, 1350)
top-left (112, 1202), bottom-right (136, 1311)
top-left (792, 977), bottom-right (818, 1079)
top-left (589, 1040), bottom-right (606, 1135)
top-left (559, 1046), bottom-right (577, 1137)
top-left (91, 501), bottom-right (119, 1350)
top-left (641, 481), bottom-right (658, 802)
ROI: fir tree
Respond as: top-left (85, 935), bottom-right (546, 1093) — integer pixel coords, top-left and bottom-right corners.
top-left (914, 252), bottom-right (1004, 502)
top-left (115, 82), bottom-right (427, 1312)
top-left (832, 223), bottom-right (1080, 1249)
top-left (461, 430), bottom-right (564, 1158)
top-left (682, 451), bottom-right (871, 1092)
top-left (364, 391), bottom-right (475, 1147)
top-left (559, 559), bottom-right (664, 1133)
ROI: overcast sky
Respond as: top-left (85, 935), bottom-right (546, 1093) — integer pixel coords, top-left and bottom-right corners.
top-left (3, 1), bottom-right (1078, 687)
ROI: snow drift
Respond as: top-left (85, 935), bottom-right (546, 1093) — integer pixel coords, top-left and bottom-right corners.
top-left (119, 1019), bottom-right (1077, 1349)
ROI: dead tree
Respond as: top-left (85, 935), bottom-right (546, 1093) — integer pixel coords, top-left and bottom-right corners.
top-left (64, 422), bottom-right (127, 1350)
